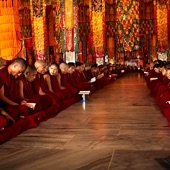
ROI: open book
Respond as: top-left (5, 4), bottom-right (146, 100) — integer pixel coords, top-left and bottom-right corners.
top-left (22, 103), bottom-right (36, 110)
top-left (150, 77), bottom-right (158, 81)
top-left (90, 77), bottom-right (96, 83)
top-left (79, 91), bottom-right (91, 95)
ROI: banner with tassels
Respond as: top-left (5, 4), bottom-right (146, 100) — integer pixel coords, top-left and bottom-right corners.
top-left (30, 0), bottom-right (47, 60)
top-left (0, 0), bottom-right (21, 60)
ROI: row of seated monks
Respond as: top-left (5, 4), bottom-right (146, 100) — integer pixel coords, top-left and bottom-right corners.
top-left (144, 59), bottom-right (170, 126)
top-left (0, 58), bottom-right (127, 143)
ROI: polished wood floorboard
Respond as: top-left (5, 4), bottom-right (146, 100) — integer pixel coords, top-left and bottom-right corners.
top-left (0, 72), bottom-right (170, 170)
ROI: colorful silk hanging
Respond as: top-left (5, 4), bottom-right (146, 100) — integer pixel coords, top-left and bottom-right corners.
top-left (61, 0), bottom-right (66, 53)
top-left (30, 0), bottom-right (47, 60)
top-left (65, 0), bottom-right (74, 51)
top-left (47, 5), bottom-right (56, 46)
top-left (116, 0), bottom-right (139, 52)
top-left (168, 0), bottom-right (170, 48)
top-left (55, 0), bottom-right (62, 53)
top-left (0, 0), bottom-right (21, 60)
top-left (74, 0), bottom-right (79, 53)
top-left (156, 0), bottom-right (168, 51)
top-left (89, 0), bottom-right (105, 57)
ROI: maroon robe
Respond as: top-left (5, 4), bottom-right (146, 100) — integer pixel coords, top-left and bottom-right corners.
top-left (0, 115), bottom-right (7, 130)
top-left (60, 73), bottom-right (78, 97)
top-left (84, 69), bottom-right (93, 81)
top-left (71, 70), bottom-right (93, 91)
top-left (33, 73), bottom-right (60, 104)
top-left (49, 74), bottom-right (71, 100)
top-left (0, 67), bottom-right (31, 120)
top-left (152, 75), bottom-right (169, 97)
top-left (19, 75), bottom-right (53, 112)
top-left (156, 83), bottom-right (170, 112)
top-left (155, 78), bottom-right (170, 104)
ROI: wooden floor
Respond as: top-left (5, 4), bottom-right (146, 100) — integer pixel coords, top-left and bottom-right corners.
top-left (0, 72), bottom-right (170, 170)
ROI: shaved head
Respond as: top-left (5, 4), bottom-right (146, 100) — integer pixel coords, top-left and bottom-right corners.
top-left (34, 60), bottom-right (46, 68)
top-left (8, 57), bottom-right (27, 77)
top-left (59, 62), bottom-right (68, 70)
top-left (12, 57), bottom-right (27, 69)
top-left (25, 64), bottom-right (37, 73)
top-left (24, 65), bottom-right (37, 82)
top-left (34, 60), bottom-right (47, 74)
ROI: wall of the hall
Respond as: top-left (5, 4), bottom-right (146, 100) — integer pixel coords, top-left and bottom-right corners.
top-left (0, 0), bottom-right (170, 65)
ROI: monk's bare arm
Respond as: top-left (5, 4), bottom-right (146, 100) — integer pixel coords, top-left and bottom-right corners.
top-left (39, 87), bottom-right (46, 95)
top-left (57, 74), bottom-right (65, 89)
top-left (18, 80), bottom-right (24, 99)
top-left (0, 86), bottom-right (18, 105)
top-left (18, 80), bottom-right (29, 101)
top-left (44, 74), bottom-right (54, 92)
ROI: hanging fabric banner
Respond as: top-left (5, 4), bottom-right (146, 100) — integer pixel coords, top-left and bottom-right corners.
top-left (60, 0), bottom-right (66, 53)
top-left (55, 0), bottom-right (62, 53)
top-left (47, 5), bottom-right (56, 46)
top-left (0, 0), bottom-right (21, 60)
top-left (65, 0), bottom-right (74, 51)
top-left (89, 0), bottom-right (105, 57)
top-left (116, 0), bottom-right (139, 52)
top-left (65, 0), bottom-right (73, 28)
top-left (74, 0), bottom-right (79, 53)
top-left (156, 0), bottom-right (168, 51)
top-left (66, 29), bottom-right (73, 51)
top-left (30, 0), bottom-right (47, 60)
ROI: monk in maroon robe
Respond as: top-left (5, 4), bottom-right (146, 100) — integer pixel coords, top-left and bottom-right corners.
top-left (48, 62), bottom-right (72, 100)
top-left (84, 62), bottom-right (93, 81)
top-left (18, 64), bottom-right (54, 112)
top-left (145, 62), bottom-right (155, 83)
top-left (59, 62), bottom-right (78, 97)
top-left (68, 62), bottom-right (94, 92)
top-left (33, 60), bottom-right (60, 105)
top-left (150, 62), bottom-right (167, 96)
top-left (0, 58), bottom-right (31, 120)
top-left (148, 64), bottom-right (161, 92)
top-left (156, 68), bottom-right (170, 117)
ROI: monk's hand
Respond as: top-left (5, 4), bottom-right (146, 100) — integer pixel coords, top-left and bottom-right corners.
top-left (5, 114), bottom-right (15, 123)
top-left (1, 109), bottom-right (15, 123)
top-left (21, 100), bottom-right (27, 105)
top-left (39, 91), bottom-right (46, 96)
